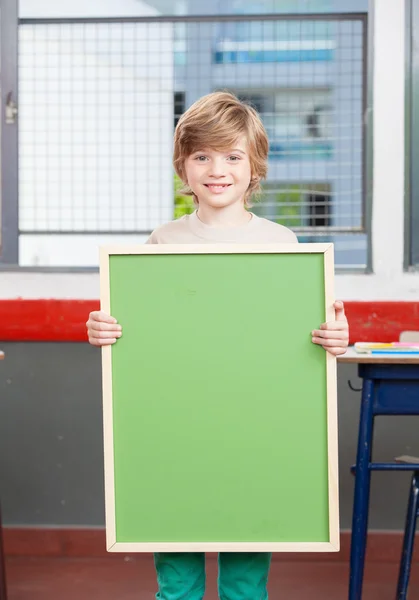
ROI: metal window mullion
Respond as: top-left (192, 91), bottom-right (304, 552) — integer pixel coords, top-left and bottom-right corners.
top-left (1, 0), bottom-right (19, 265)
top-left (408, 0), bottom-right (419, 268)
top-left (364, 6), bottom-right (374, 273)
top-left (18, 13), bottom-right (369, 26)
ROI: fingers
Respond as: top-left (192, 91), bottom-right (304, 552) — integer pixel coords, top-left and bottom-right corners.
top-left (312, 309), bottom-right (349, 354)
top-left (312, 337), bottom-right (346, 347)
top-left (334, 300), bottom-right (347, 322)
top-left (86, 311), bottom-right (122, 346)
top-left (320, 312), bottom-right (349, 330)
top-left (88, 311), bottom-right (118, 324)
top-left (312, 328), bottom-right (348, 340)
top-left (87, 329), bottom-right (121, 346)
top-left (319, 321), bottom-right (348, 331)
top-left (324, 346), bottom-right (347, 356)
top-left (312, 336), bottom-right (348, 356)
top-left (89, 337), bottom-right (118, 347)
top-left (88, 320), bottom-right (121, 333)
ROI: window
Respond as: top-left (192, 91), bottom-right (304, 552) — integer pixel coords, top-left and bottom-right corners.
top-left (254, 182), bottom-right (331, 229)
top-left (1, 12), bottom-right (368, 268)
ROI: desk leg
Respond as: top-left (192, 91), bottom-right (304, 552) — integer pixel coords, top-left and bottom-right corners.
top-left (0, 504), bottom-right (7, 600)
top-left (395, 472), bottom-right (419, 599)
top-left (348, 378), bottom-right (374, 600)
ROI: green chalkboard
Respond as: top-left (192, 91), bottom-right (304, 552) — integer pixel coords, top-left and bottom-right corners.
top-left (100, 244), bottom-right (339, 553)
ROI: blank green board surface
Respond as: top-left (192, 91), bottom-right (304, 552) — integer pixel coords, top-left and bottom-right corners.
top-left (101, 245), bottom-right (338, 552)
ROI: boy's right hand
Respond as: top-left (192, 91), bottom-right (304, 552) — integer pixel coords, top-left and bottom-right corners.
top-left (86, 311), bottom-right (122, 346)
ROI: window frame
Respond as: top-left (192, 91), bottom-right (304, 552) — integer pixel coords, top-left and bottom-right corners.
top-left (0, 9), bottom-right (371, 272)
top-left (405, 0), bottom-right (419, 271)
top-left (1, 0), bottom-right (19, 266)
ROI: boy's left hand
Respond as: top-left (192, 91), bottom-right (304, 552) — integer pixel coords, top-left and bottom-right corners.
top-left (311, 300), bottom-right (349, 356)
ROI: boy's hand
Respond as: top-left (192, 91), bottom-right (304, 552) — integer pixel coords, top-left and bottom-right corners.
top-left (86, 311), bottom-right (122, 346)
top-left (311, 301), bottom-right (349, 356)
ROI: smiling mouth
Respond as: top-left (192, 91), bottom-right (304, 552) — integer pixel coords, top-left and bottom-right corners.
top-left (204, 184), bottom-right (232, 192)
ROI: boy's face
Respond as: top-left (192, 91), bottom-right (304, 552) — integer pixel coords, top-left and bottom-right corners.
top-left (184, 136), bottom-right (252, 209)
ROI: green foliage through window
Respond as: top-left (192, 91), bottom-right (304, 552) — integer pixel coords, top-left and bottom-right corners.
top-left (174, 173), bottom-right (195, 219)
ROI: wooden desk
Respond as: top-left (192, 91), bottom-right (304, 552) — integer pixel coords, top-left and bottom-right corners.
top-left (338, 347), bottom-right (419, 365)
top-left (337, 349), bottom-right (419, 600)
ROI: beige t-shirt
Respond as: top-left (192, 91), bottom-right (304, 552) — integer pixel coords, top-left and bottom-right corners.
top-left (146, 211), bottom-right (298, 244)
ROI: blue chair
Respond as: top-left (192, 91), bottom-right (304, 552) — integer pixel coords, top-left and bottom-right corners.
top-left (395, 456), bottom-right (419, 600)
top-left (351, 456), bottom-right (419, 599)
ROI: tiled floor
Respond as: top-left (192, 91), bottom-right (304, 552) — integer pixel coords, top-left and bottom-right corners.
top-left (4, 556), bottom-right (419, 599)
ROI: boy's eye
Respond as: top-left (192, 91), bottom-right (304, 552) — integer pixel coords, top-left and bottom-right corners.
top-left (228, 155), bottom-right (241, 161)
top-left (195, 155), bottom-right (208, 162)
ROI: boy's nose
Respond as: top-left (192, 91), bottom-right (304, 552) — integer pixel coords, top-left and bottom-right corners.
top-left (208, 158), bottom-right (226, 178)
top-left (208, 167), bottom-right (226, 178)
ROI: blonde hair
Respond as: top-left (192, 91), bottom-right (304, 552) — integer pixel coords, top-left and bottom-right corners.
top-left (173, 91), bottom-right (269, 206)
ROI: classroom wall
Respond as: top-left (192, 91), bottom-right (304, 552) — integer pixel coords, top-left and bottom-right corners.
top-left (0, 341), bottom-right (418, 530)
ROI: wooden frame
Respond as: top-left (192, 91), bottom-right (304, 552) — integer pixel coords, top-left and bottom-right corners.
top-left (100, 243), bottom-right (339, 553)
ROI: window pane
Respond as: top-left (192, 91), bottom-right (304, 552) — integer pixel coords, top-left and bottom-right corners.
top-left (18, 15), bottom-right (368, 267)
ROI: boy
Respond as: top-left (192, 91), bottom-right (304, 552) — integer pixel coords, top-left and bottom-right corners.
top-left (87, 91), bottom-right (349, 600)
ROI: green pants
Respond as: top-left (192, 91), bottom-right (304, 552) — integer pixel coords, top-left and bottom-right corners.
top-left (154, 552), bottom-right (271, 600)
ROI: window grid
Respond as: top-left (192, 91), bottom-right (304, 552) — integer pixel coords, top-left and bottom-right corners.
top-left (16, 14), bottom-right (367, 269)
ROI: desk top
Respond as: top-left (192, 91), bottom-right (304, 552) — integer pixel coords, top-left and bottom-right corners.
top-left (338, 348), bottom-right (419, 364)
